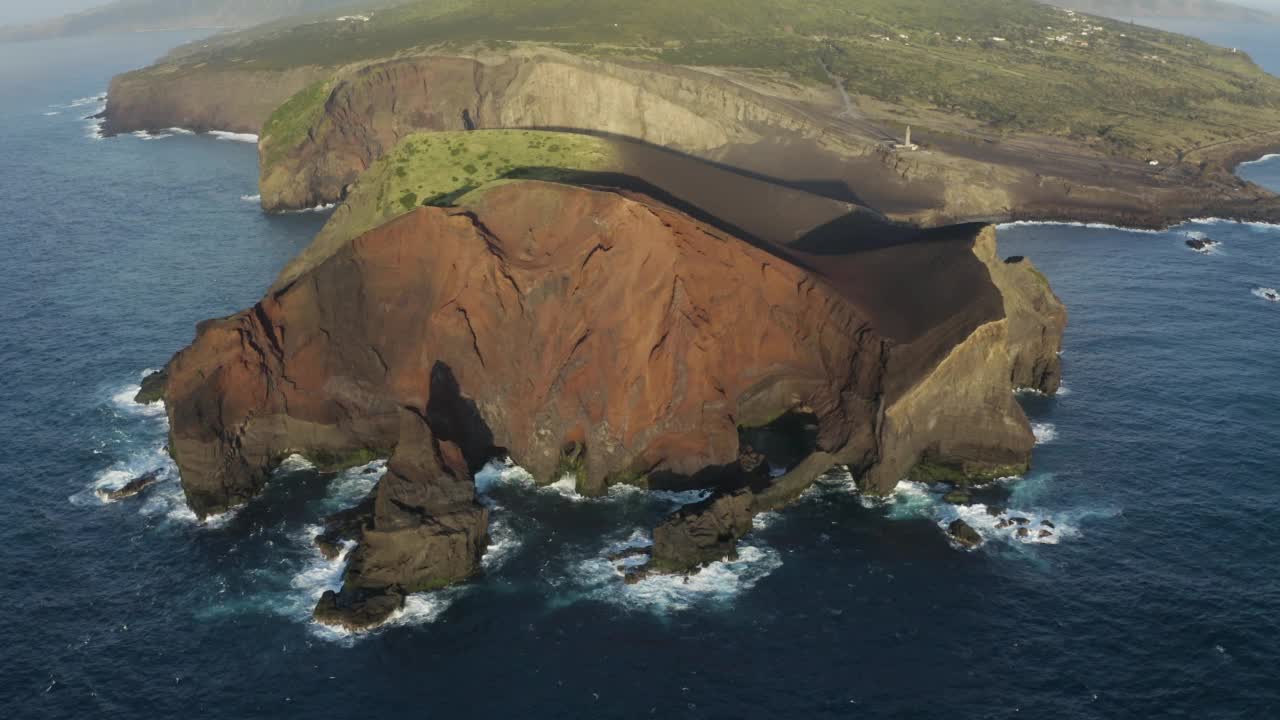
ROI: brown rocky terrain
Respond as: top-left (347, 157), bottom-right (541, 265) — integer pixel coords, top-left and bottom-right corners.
top-left (101, 46), bottom-right (1280, 228)
top-left (158, 179), bottom-right (1064, 628)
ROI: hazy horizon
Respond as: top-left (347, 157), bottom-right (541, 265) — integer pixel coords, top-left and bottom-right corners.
top-left (7, 0), bottom-right (1280, 27)
top-left (0, 0), bottom-right (106, 25)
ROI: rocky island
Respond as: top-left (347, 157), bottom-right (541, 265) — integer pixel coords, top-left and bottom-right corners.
top-left (114, 0), bottom-right (1280, 631)
top-left (147, 120), bottom-right (1065, 628)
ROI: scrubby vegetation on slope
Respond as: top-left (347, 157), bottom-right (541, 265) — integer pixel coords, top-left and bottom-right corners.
top-left (317, 130), bottom-right (618, 248)
top-left (143, 0), bottom-right (1280, 161)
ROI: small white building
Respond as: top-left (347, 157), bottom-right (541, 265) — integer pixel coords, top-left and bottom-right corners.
top-left (894, 126), bottom-right (919, 151)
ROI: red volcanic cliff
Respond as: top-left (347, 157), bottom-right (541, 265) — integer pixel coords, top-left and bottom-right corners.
top-left (161, 180), bottom-right (1064, 628)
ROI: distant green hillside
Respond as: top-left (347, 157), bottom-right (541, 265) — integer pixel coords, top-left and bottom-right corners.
top-left (0, 0), bottom-right (408, 42)
top-left (139, 0), bottom-right (1280, 160)
top-left (1047, 1), bottom-right (1276, 23)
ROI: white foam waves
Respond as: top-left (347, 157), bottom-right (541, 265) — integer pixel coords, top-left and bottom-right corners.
top-left (1185, 217), bottom-right (1280, 231)
top-left (320, 460), bottom-right (385, 512)
top-left (131, 130), bottom-right (174, 141)
top-left (945, 502), bottom-right (1074, 548)
top-left (276, 203), bottom-right (338, 214)
top-left (474, 457), bottom-right (536, 493)
top-left (1032, 422), bottom-right (1058, 445)
top-left (208, 130), bottom-right (259, 144)
top-left (878, 480), bottom-right (1094, 550)
top-left (998, 220), bottom-right (1163, 235)
top-left (569, 535), bottom-right (782, 613)
top-left (66, 94), bottom-right (106, 108)
top-left (77, 373), bottom-right (242, 527)
top-left (84, 107), bottom-right (107, 140)
top-left (1237, 153), bottom-right (1280, 168)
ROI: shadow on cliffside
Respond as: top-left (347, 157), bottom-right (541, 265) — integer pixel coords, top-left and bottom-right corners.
top-left (492, 164), bottom-right (999, 346)
top-left (524, 127), bottom-right (869, 206)
top-left (425, 361), bottom-right (502, 473)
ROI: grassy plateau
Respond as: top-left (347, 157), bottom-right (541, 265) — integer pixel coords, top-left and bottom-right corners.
top-left (154, 0), bottom-right (1280, 162)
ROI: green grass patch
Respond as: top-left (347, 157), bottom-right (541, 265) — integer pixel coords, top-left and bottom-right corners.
top-left (299, 129), bottom-right (619, 274)
top-left (260, 78), bottom-right (334, 167)
top-left (168, 0), bottom-right (1280, 162)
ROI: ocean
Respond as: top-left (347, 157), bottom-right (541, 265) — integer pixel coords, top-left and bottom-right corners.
top-left (1, 27), bottom-right (1278, 720)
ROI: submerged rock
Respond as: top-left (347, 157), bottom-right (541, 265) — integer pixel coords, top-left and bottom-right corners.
top-left (313, 586), bottom-right (405, 632)
top-left (607, 547), bottom-right (653, 563)
top-left (947, 519), bottom-right (983, 548)
top-left (314, 494), bottom-right (375, 561)
top-left (1185, 237), bottom-right (1218, 253)
top-left (97, 470), bottom-right (161, 502)
top-left (133, 369), bottom-right (167, 404)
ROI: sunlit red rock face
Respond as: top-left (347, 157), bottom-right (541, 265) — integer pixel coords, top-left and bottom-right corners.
top-left (161, 180), bottom-right (1064, 628)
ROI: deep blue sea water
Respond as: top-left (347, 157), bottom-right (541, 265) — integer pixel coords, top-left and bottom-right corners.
top-left (2, 27), bottom-right (1279, 720)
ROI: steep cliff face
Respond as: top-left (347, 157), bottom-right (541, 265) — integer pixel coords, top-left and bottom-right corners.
top-left (101, 42), bottom-right (1280, 227)
top-left (102, 66), bottom-right (331, 136)
top-left (649, 226), bottom-right (1066, 569)
top-left (256, 50), bottom-right (815, 212)
top-left (167, 181), bottom-right (888, 518)
top-left (160, 180), bottom-right (1064, 628)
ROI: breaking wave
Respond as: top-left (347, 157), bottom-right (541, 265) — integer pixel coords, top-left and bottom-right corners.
top-left (131, 130), bottom-right (173, 141)
top-left (1015, 380), bottom-right (1071, 398)
top-left (276, 203), bottom-right (337, 214)
top-left (72, 372), bottom-right (240, 527)
top-left (998, 220), bottom-right (1163, 235)
top-left (208, 131), bottom-right (259, 144)
top-left (481, 514), bottom-right (521, 571)
top-left (874, 479), bottom-right (1118, 550)
top-left (475, 457), bottom-right (711, 510)
top-left (474, 457), bottom-right (536, 493)
top-left (1183, 232), bottom-right (1222, 256)
top-left (291, 525), bottom-right (353, 609)
top-left (562, 532), bottom-right (782, 613)
top-left (1032, 422), bottom-right (1058, 445)
top-left (66, 94), bottom-right (106, 108)
top-left (1185, 217), bottom-right (1280, 231)
top-left (1237, 153), bottom-right (1280, 168)
top-left (324, 460), bottom-right (384, 509)
top-left (84, 112), bottom-right (106, 140)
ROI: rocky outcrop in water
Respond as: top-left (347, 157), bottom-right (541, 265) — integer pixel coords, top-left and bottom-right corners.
top-left (161, 179), bottom-right (1064, 628)
top-left (314, 408), bottom-right (489, 629)
top-left (96, 470), bottom-right (161, 502)
top-left (133, 369), bottom-right (168, 404)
